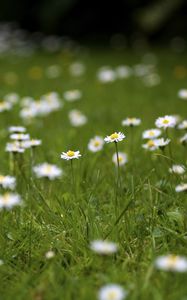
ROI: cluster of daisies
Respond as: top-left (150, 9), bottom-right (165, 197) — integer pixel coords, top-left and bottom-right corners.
top-left (97, 61), bottom-right (160, 87)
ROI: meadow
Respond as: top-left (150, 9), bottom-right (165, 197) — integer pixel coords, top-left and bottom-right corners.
top-left (0, 44), bottom-right (187, 300)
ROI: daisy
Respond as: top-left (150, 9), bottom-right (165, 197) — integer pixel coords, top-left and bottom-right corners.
top-left (178, 120), bottom-right (187, 130)
top-left (115, 65), bottom-right (132, 79)
top-left (20, 139), bottom-right (42, 149)
top-left (63, 90), bottom-right (82, 102)
top-left (155, 254), bottom-right (187, 272)
top-left (175, 183), bottom-right (187, 192)
top-left (68, 109), bottom-right (87, 127)
top-left (90, 240), bottom-right (118, 255)
top-left (154, 138), bottom-right (170, 149)
top-left (155, 115), bottom-right (176, 129)
top-left (0, 193), bottom-right (21, 209)
top-left (10, 133), bottom-right (30, 141)
top-left (61, 150), bottom-right (81, 161)
top-left (5, 142), bottom-right (25, 153)
top-left (142, 129), bottom-right (161, 139)
top-left (45, 250), bottom-right (55, 259)
top-left (178, 89), bottom-right (187, 100)
top-left (97, 67), bottom-right (116, 83)
top-left (112, 152), bottom-right (128, 166)
top-left (0, 101), bottom-right (12, 113)
top-left (69, 62), bottom-right (86, 77)
top-left (169, 165), bottom-right (185, 175)
top-left (88, 136), bottom-right (104, 152)
top-left (180, 133), bottom-right (187, 145)
top-left (122, 117), bottom-right (141, 127)
top-left (33, 163), bottom-right (62, 180)
top-left (104, 132), bottom-right (125, 143)
top-left (98, 284), bottom-right (127, 300)
top-left (8, 126), bottom-right (26, 133)
top-left (0, 175), bottom-right (16, 189)
top-left (142, 140), bottom-right (158, 151)
top-left (4, 93), bottom-right (19, 104)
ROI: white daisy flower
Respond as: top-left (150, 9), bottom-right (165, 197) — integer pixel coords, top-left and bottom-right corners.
top-left (33, 163), bottom-right (62, 180)
top-left (142, 129), bottom-right (161, 139)
top-left (122, 117), bottom-right (141, 127)
top-left (69, 62), bottom-right (86, 77)
top-left (45, 250), bottom-right (55, 259)
top-left (5, 142), bottom-right (25, 153)
top-left (154, 138), bottom-right (170, 149)
top-left (115, 65), bottom-right (132, 79)
top-left (155, 254), bottom-right (187, 272)
top-left (63, 90), bottom-right (82, 102)
top-left (97, 67), bottom-right (116, 83)
top-left (104, 132), bottom-right (125, 143)
top-left (178, 89), bottom-right (187, 100)
top-left (46, 65), bottom-right (61, 78)
top-left (20, 139), bottom-right (42, 149)
top-left (169, 165), bottom-right (185, 175)
top-left (98, 284), bottom-right (127, 300)
top-left (10, 133), bottom-right (30, 141)
top-left (61, 150), bottom-right (81, 161)
top-left (88, 136), bottom-right (104, 152)
top-left (112, 152), bottom-right (128, 166)
top-left (90, 240), bottom-right (118, 255)
top-left (178, 120), bottom-right (187, 130)
top-left (0, 101), bottom-right (12, 112)
top-left (0, 193), bottom-right (21, 209)
top-left (180, 133), bottom-right (187, 145)
top-left (0, 175), bottom-right (16, 189)
top-left (4, 93), bottom-right (19, 104)
top-left (142, 140), bottom-right (158, 151)
top-left (175, 183), bottom-right (187, 192)
top-left (155, 115), bottom-right (176, 129)
top-left (8, 126), bottom-right (26, 133)
top-left (68, 109), bottom-right (87, 127)
top-left (0, 259), bottom-right (4, 266)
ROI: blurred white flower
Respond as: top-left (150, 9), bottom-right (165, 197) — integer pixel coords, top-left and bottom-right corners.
top-left (0, 101), bottom-right (12, 112)
top-left (69, 109), bottom-right (87, 127)
top-left (45, 65), bottom-right (61, 78)
top-left (142, 129), bottom-right (161, 139)
top-left (0, 193), bottom-right (21, 209)
top-left (90, 240), bottom-right (118, 255)
top-left (45, 250), bottom-right (55, 259)
top-left (97, 67), bottom-right (116, 83)
top-left (8, 126), bottom-right (26, 133)
top-left (178, 120), bottom-right (187, 130)
top-left (180, 133), bottom-right (187, 145)
top-left (155, 115), bottom-right (176, 129)
top-left (115, 65), bottom-right (132, 79)
top-left (178, 89), bottom-right (187, 100)
top-left (175, 183), bottom-right (187, 192)
top-left (122, 117), bottom-right (141, 127)
top-left (142, 140), bottom-right (158, 151)
top-left (69, 62), bottom-right (86, 76)
top-left (112, 152), bottom-right (128, 166)
top-left (0, 175), bottom-right (16, 189)
top-left (98, 284), bottom-right (127, 300)
top-left (154, 138), bottom-right (170, 149)
top-left (104, 132), bottom-right (125, 143)
top-left (5, 142), bottom-right (25, 153)
top-left (4, 93), bottom-right (19, 104)
top-left (33, 163), bottom-right (62, 180)
top-left (155, 255), bottom-right (187, 272)
top-left (169, 165), bottom-right (185, 175)
top-left (10, 133), bottom-right (30, 141)
top-left (61, 150), bottom-right (81, 161)
top-left (63, 90), bottom-right (82, 102)
top-left (88, 136), bottom-right (104, 152)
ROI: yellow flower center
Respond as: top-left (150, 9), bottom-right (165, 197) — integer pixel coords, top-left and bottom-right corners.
top-left (67, 150), bottom-right (75, 157)
top-left (147, 140), bottom-right (155, 147)
top-left (2, 193), bottom-right (10, 204)
top-left (0, 175), bottom-right (5, 183)
top-left (110, 133), bottom-right (119, 140)
top-left (163, 119), bottom-right (169, 124)
top-left (149, 131), bottom-right (155, 137)
top-left (108, 291), bottom-right (118, 300)
top-left (167, 255), bottom-right (179, 268)
top-left (94, 141), bottom-right (100, 147)
top-left (118, 156), bottom-right (123, 162)
top-left (45, 165), bottom-right (52, 172)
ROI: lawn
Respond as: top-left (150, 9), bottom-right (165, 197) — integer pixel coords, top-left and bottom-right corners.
top-left (0, 46), bottom-right (187, 300)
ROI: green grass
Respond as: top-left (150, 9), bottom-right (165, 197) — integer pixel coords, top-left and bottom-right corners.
top-left (0, 47), bottom-right (187, 300)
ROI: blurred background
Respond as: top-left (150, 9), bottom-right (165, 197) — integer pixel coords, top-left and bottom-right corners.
top-left (0, 0), bottom-right (187, 44)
